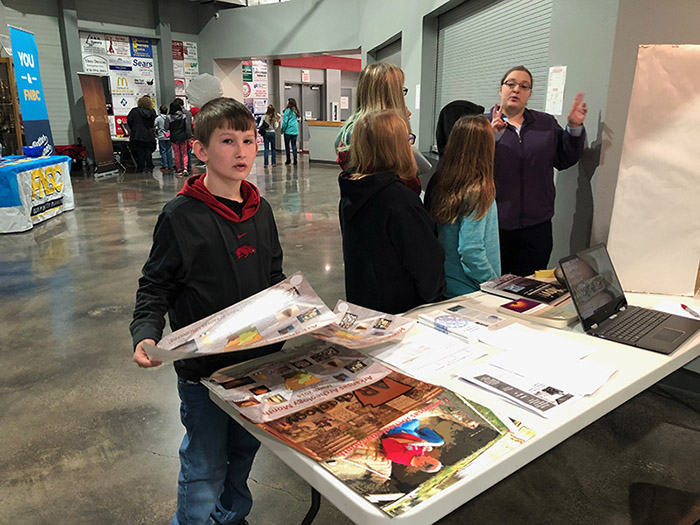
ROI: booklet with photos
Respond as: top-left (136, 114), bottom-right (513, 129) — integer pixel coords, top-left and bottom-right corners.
top-left (320, 390), bottom-right (534, 517)
top-left (480, 274), bottom-right (570, 305)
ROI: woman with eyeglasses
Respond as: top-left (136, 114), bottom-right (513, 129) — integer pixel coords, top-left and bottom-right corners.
top-left (335, 62), bottom-right (428, 195)
top-left (488, 65), bottom-right (587, 277)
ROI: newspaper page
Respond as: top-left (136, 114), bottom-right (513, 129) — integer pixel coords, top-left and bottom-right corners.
top-left (202, 342), bottom-right (391, 423)
top-left (458, 363), bottom-right (580, 418)
top-left (145, 272), bottom-right (335, 362)
top-left (311, 301), bottom-right (416, 349)
top-left (321, 390), bottom-right (534, 517)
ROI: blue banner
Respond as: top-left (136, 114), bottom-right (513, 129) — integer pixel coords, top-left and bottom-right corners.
top-left (9, 26), bottom-right (55, 155)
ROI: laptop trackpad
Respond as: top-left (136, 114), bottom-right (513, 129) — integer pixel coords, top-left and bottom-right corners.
top-left (653, 327), bottom-right (684, 343)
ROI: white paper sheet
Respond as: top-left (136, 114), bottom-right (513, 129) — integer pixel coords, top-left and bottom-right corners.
top-left (369, 326), bottom-right (486, 380)
top-left (478, 323), bottom-right (593, 360)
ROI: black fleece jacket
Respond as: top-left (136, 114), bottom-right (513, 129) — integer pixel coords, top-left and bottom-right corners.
top-left (130, 175), bottom-right (285, 381)
top-left (338, 171), bottom-right (445, 314)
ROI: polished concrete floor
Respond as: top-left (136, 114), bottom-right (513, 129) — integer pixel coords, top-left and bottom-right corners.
top-left (1, 155), bottom-right (699, 525)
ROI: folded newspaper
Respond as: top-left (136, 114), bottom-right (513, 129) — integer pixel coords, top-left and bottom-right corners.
top-left (145, 273), bottom-right (414, 362)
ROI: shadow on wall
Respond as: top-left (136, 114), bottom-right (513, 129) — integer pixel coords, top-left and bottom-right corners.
top-left (569, 111), bottom-right (611, 255)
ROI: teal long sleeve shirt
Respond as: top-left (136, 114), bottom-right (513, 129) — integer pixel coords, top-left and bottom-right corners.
top-left (436, 201), bottom-right (501, 297)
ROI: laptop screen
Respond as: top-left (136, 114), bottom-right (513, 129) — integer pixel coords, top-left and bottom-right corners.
top-left (559, 244), bottom-right (627, 331)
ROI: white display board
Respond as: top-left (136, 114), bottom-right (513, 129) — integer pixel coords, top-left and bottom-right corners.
top-left (607, 45), bottom-right (700, 296)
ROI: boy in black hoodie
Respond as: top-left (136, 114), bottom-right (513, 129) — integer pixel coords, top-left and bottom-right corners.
top-left (130, 97), bottom-right (284, 525)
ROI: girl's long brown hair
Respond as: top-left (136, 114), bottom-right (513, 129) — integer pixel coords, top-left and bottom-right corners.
top-left (429, 115), bottom-right (495, 224)
top-left (349, 109), bottom-right (417, 181)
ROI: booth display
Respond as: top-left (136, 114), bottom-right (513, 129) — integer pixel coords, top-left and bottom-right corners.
top-left (0, 155), bottom-right (74, 233)
top-left (0, 57), bottom-right (24, 156)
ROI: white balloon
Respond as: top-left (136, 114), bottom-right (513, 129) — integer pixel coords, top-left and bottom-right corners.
top-left (185, 73), bottom-right (223, 107)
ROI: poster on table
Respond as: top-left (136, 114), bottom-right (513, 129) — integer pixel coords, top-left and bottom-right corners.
top-left (78, 74), bottom-right (117, 174)
top-left (607, 45), bottom-right (700, 296)
top-left (9, 26), bottom-right (55, 155)
top-left (79, 31), bottom-right (157, 136)
top-left (0, 156), bottom-right (74, 233)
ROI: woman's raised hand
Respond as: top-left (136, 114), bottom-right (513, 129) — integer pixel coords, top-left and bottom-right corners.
top-left (567, 92), bottom-right (587, 128)
top-left (491, 104), bottom-right (506, 132)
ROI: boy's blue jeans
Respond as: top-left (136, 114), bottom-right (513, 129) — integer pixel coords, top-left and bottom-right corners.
top-left (172, 379), bottom-right (260, 525)
top-left (159, 139), bottom-right (173, 169)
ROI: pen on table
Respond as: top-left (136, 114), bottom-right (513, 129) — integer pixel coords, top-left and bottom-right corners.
top-left (680, 304), bottom-right (700, 319)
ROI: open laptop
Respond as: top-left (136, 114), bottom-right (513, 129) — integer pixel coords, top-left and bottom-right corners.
top-left (559, 244), bottom-right (700, 354)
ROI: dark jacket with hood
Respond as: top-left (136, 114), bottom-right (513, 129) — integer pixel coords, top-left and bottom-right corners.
top-left (486, 107), bottom-right (585, 231)
top-left (130, 174), bottom-right (285, 381)
top-left (167, 110), bottom-right (193, 143)
top-left (126, 106), bottom-right (156, 145)
top-left (338, 171), bottom-right (445, 314)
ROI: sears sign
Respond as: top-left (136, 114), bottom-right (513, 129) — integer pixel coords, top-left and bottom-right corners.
top-left (133, 58), bottom-right (154, 77)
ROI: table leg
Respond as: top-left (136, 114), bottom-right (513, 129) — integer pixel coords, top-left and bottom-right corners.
top-left (300, 486), bottom-right (321, 525)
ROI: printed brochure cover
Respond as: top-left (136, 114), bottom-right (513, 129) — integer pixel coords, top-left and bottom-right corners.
top-left (320, 390), bottom-right (534, 517)
top-left (202, 342), bottom-right (392, 423)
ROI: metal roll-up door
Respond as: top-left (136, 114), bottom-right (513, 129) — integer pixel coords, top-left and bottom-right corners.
top-left (433, 0), bottom-right (553, 148)
top-left (371, 38), bottom-right (402, 68)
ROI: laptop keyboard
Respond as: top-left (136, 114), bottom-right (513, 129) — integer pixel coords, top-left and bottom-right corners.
top-left (599, 307), bottom-right (671, 343)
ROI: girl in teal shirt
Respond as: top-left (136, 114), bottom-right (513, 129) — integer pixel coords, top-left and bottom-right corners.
top-left (425, 115), bottom-right (500, 297)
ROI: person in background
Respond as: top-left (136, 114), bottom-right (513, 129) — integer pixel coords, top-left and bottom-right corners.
top-left (335, 62), bottom-right (424, 195)
top-left (154, 105), bottom-right (173, 172)
top-left (338, 109), bottom-right (445, 314)
top-left (426, 115), bottom-right (500, 297)
top-left (131, 97), bottom-right (285, 525)
top-left (489, 65), bottom-right (587, 276)
top-left (260, 104), bottom-right (280, 167)
top-left (176, 98), bottom-right (195, 173)
top-left (168, 100), bottom-right (193, 176)
top-left (126, 95), bottom-right (156, 172)
top-left (281, 98), bottom-right (300, 165)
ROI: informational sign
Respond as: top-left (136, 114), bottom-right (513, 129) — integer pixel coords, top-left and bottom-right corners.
top-left (9, 26), bottom-right (55, 155)
top-left (242, 63), bottom-right (253, 82)
top-left (82, 54), bottom-right (109, 75)
top-left (130, 37), bottom-right (153, 58)
top-left (340, 96), bottom-right (349, 110)
top-left (80, 31), bottom-right (157, 136)
top-left (301, 69), bottom-right (310, 83)
top-left (545, 65), bottom-right (567, 116)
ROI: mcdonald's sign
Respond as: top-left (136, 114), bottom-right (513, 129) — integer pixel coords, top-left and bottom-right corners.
top-left (116, 76), bottom-right (128, 88)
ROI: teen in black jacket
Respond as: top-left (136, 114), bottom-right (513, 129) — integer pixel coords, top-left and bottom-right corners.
top-left (339, 109), bottom-right (445, 314)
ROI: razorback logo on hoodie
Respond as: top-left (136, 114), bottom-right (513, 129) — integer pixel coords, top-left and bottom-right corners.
top-left (236, 245), bottom-right (257, 260)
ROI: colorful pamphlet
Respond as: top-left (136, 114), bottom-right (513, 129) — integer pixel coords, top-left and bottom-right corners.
top-left (480, 274), bottom-right (569, 305)
top-left (498, 297), bottom-right (578, 328)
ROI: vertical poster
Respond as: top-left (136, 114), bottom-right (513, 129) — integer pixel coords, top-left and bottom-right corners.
top-left (9, 26), bottom-right (55, 155)
top-left (172, 40), bottom-right (199, 107)
top-left (607, 45), bottom-right (700, 295)
top-left (78, 74), bottom-right (117, 175)
top-left (250, 60), bottom-right (268, 144)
